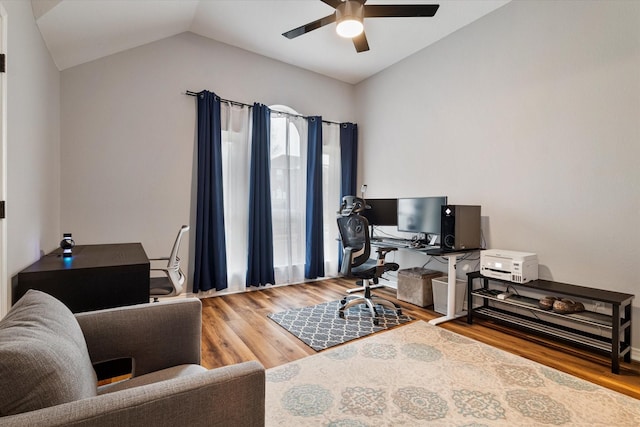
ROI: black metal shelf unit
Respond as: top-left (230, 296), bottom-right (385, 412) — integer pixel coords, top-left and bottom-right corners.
top-left (466, 271), bottom-right (634, 374)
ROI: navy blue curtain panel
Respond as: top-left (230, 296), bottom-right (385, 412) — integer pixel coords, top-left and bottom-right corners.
top-left (340, 123), bottom-right (358, 200)
top-left (194, 91), bottom-right (228, 292)
top-left (339, 122), bottom-right (358, 267)
top-left (305, 117), bottom-right (325, 279)
top-left (246, 103), bottom-right (275, 287)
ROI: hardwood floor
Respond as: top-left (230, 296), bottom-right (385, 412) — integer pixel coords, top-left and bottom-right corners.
top-left (200, 277), bottom-right (640, 400)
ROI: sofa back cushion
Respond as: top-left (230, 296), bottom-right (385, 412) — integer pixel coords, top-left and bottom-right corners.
top-left (0, 290), bottom-right (97, 416)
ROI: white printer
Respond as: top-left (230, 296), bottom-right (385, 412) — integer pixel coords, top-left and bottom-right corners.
top-left (480, 249), bottom-right (538, 284)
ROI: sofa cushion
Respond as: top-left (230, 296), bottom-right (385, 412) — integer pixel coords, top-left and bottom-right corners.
top-left (0, 290), bottom-right (97, 416)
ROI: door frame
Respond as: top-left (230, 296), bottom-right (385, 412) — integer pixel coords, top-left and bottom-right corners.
top-left (0, 4), bottom-right (8, 316)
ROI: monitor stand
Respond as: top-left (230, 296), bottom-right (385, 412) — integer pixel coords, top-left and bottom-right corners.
top-left (428, 234), bottom-right (438, 246)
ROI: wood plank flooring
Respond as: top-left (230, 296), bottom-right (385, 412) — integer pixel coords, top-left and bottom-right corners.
top-left (200, 277), bottom-right (640, 400)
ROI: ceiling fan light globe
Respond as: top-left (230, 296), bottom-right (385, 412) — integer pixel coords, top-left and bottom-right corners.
top-left (336, 19), bottom-right (363, 38)
top-left (335, 0), bottom-right (365, 38)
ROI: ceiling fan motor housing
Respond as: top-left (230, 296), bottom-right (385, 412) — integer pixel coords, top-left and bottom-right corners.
top-left (336, 1), bottom-right (365, 19)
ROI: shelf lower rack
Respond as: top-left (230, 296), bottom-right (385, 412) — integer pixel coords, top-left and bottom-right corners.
top-left (470, 290), bottom-right (613, 329)
top-left (473, 306), bottom-right (613, 353)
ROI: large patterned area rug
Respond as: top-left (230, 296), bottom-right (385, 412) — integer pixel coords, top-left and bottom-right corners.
top-left (265, 320), bottom-right (640, 426)
top-left (268, 300), bottom-right (412, 351)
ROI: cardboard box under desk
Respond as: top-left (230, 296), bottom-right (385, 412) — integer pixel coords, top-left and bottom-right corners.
top-left (396, 267), bottom-right (443, 307)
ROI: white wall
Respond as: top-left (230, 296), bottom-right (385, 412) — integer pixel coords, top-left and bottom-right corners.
top-left (1, 0), bottom-right (60, 309)
top-left (60, 32), bottom-right (356, 291)
top-left (356, 0), bottom-right (639, 338)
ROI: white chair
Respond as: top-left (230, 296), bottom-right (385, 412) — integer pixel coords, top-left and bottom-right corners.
top-left (150, 225), bottom-right (189, 301)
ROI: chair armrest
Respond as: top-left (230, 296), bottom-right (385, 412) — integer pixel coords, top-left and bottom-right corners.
top-left (375, 246), bottom-right (398, 257)
top-left (75, 299), bottom-right (202, 377)
top-left (340, 247), bottom-right (353, 275)
top-left (149, 258), bottom-right (169, 270)
top-left (0, 361), bottom-right (265, 427)
top-left (149, 257), bottom-right (170, 268)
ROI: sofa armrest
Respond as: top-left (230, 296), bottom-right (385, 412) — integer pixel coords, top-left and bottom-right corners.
top-left (0, 361), bottom-right (265, 427)
top-left (75, 299), bottom-right (202, 377)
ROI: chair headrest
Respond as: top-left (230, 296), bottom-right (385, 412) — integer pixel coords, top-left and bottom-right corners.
top-left (339, 196), bottom-right (370, 217)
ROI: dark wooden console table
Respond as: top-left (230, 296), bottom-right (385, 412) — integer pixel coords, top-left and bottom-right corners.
top-left (467, 271), bottom-right (634, 374)
top-left (14, 243), bottom-right (150, 313)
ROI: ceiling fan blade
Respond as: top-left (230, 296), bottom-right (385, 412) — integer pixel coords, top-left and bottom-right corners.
top-left (320, 0), bottom-right (344, 8)
top-left (353, 31), bottom-right (370, 53)
top-left (364, 4), bottom-right (439, 18)
top-left (282, 13), bottom-right (337, 39)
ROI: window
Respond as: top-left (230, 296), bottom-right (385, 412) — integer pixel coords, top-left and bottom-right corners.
top-left (213, 103), bottom-right (341, 293)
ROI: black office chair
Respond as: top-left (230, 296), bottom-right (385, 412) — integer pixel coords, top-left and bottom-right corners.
top-left (337, 197), bottom-right (401, 325)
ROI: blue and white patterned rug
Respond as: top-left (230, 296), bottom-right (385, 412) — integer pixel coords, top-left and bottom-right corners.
top-left (265, 320), bottom-right (640, 426)
top-left (267, 299), bottom-right (413, 351)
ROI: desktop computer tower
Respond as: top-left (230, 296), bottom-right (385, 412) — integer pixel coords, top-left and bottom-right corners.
top-left (440, 205), bottom-right (481, 250)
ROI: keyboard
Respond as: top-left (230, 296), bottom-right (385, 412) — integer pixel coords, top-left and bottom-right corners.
top-left (372, 238), bottom-right (410, 248)
top-left (372, 238), bottom-right (440, 251)
top-left (379, 238), bottom-right (404, 244)
top-left (379, 240), bottom-right (409, 248)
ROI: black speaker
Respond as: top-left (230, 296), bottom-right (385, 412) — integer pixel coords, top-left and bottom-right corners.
top-left (440, 205), bottom-right (481, 250)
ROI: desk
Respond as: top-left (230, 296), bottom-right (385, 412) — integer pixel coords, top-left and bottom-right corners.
top-left (14, 243), bottom-right (150, 313)
top-left (425, 249), bottom-right (476, 325)
top-left (373, 239), bottom-right (478, 325)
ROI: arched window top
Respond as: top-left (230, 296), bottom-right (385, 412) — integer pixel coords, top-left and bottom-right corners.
top-left (270, 104), bottom-right (299, 116)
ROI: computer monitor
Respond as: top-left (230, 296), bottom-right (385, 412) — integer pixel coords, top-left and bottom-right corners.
top-left (397, 196), bottom-right (448, 237)
top-left (361, 199), bottom-right (397, 226)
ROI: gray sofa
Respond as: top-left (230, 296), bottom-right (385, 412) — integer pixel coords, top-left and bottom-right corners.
top-left (0, 290), bottom-right (265, 426)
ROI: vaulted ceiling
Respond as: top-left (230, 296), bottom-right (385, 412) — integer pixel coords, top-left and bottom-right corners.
top-left (32, 0), bottom-right (510, 84)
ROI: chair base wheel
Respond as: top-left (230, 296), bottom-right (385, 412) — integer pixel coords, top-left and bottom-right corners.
top-left (337, 278), bottom-right (402, 327)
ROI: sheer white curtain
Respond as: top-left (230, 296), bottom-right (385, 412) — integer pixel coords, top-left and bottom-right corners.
top-left (270, 108), bottom-right (308, 284)
top-left (268, 112), bottom-right (342, 283)
top-left (322, 122), bottom-right (341, 277)
top-left (220, 102), bottom-right (251, 293)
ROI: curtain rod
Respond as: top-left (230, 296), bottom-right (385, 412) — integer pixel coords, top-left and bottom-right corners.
top-left (185, 90), bottom-right (346, 126)
top-left (185, 90), bottom-right (249, 108)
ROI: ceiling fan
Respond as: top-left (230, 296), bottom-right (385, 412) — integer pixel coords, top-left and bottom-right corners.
top-left (282, 0), bottom-right (440, 53)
